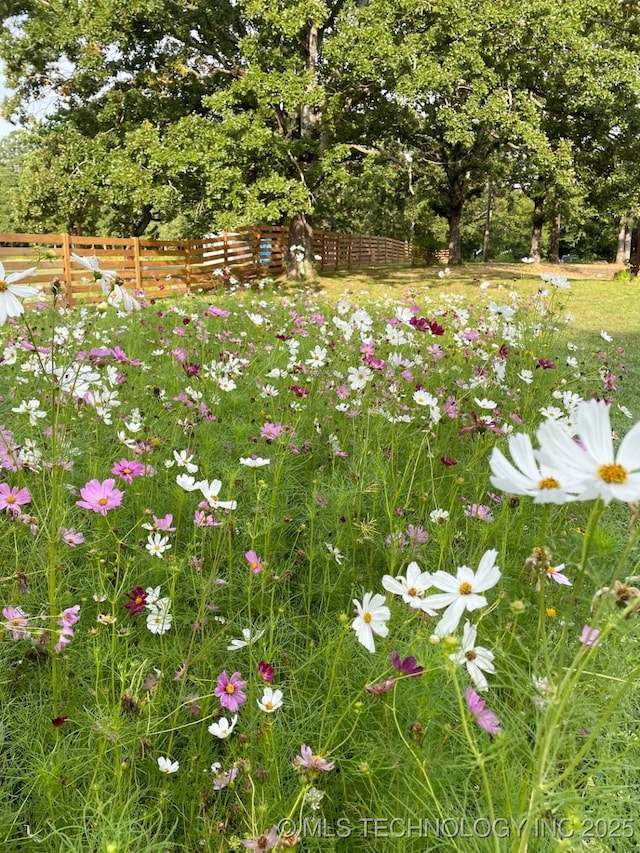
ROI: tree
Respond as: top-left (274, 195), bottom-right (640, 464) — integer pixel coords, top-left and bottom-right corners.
top-left (0, 130), bottom-right (31, 232)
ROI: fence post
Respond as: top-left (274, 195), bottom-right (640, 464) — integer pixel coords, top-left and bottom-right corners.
top-left (347, 234), bottom-right (352, 270)
top-left (223, 231), bottom-right (229, 268)
top-left (61, 232), bottom-right (74, 308)
top-left (335, 232), bottom-right (340, 272)
top-left (184, 240), bottom-right (192, 295)
top-left (133, 237), bottom-right (142, 292)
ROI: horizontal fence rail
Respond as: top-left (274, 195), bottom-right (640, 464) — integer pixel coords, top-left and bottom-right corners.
top-left (0, 226), bottom-right (410, 307)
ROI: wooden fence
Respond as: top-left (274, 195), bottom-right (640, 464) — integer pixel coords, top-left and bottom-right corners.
top-left (0, 226), bottom-right (409, 307)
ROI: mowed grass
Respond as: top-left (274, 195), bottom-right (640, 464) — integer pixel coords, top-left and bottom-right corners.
top-left (313, 261), bottom-right (639, 334)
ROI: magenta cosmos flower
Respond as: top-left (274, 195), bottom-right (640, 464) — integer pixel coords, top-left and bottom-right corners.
top-left (111, 458), bottom-right (145, 484)
top-left (214, 670), bottom-right (248, 712)
top-left (0, 484), bottom-right (31, 511)
top-left (76, 478), bottom-right (123, 515)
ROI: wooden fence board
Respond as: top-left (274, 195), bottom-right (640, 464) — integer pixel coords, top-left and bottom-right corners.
top-left (0, 228), bottom-right (409, 303)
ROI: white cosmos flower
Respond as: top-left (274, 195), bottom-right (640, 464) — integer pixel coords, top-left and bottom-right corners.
top-left (146, 606), bottom-right (173, 635)
top-left (208, 715), bottom-right (238, 739)
top-left (0, 261), bottom-right (40, 326)
top-left (226, 627), bottom-right (265, 650)
top-left (474, 398), bottom-right (497, 410)
top-left (145, 586), bottom-right (162, 606)
top-left (421, 549), bottom-right (501, 637)
top-left (536, 399), bottom-right (640, 505)
top-left (107, 283), bottom-right (140, 312)
top-left (488, 432), bottom-right (581, 504)
top-left (239, 456), bottom-right (270, 467)
top-left (198, 479), bottom-right (237, 510)
top-left (176, 474), bottom-right (201, 491)
top-left (429, 508), bottom-right (449, 523)
top-left (157, 756), bottom-right (179, 774)
top-left (258, 687), bottom-right (284, 712)
top-left (382, 561), bottom-right (434, 611)
top-left (145, 533), bottom-right (171, 558)
top-left (70, 254), bottom-right (116, 295)
top-left (173, 449), bottom-right (198, 473)
top-left (347, 365), bottom-right (373, 390)
top-left (449, 621), bottom-right (495, 691)
top-left (325, 543), bottom-right (344, 565)
top-left (413, 390), bottom-right (438, 407)
top-left (12, 399), bottom-right (47, 426)
top-left (352, 592), bottom-right (390, 653)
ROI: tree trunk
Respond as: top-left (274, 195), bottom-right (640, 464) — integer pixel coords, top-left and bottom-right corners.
top-left (616, 214), bottom-right (632, 264)
top-left (132, 205), bottom-right (153, 237)
top-left (549, 204), bottom-right (560, 263)
top-left (530, 195), bottom-right (545, 262)
top-left (482, 179), bottom-right (493, 262)
top-left (447, 204), bottom-right (463, 265)
top-left (286, 213), bottom-right (315, 280)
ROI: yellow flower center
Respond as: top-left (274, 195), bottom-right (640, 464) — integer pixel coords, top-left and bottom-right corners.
top-left (211, 494), bottom-right (218, 502)
top-left (538, 477), bottom-right (560, 489)
top-left (135, 596), bottom-right (143, 605)
top-left (363, 612), bottom-right (372, 623)
top-left (250, 561), bottom-right (258, 569)
top-left (10, 617), bottom-right (22, 626)
top-left (225, 683), bottom-right (235, 694)
top-left (598, 463), bottom-right (628, 484)
top-left (0, 280), bottom-right (7, 292)
top-left (98, 497), bottom-right (108, 506)
top-left (264, 701), bottom-right (273, 710)
top-left (5, 495), bottom-right (15, 503)
top-left (464, 650), bottom-right (477, 661)
top-left (407, 587), bottom-right (418, 596)
top-left (547, 566), bottom-right (556, 574)
top-left (459, 581), bottom-right (472, 595)
top-left (123, 467), bottom-right (131, 475)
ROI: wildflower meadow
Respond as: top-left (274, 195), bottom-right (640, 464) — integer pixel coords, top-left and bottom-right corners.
top-left (0, 259), bottom-right (639, 852)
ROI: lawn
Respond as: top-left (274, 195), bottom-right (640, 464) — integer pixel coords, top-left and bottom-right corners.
top-left (0, 259), bottom-right (639, 852)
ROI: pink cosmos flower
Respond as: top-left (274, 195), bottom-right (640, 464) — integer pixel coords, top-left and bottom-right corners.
top-left (260, 422), bottom-right (285, 441)
top-left (111, 458), bottom-right (145, 484)
top-left (142, 513), bottom-right (176, 532)
top-left (464, 503), bottom-right (494, 522)
top-left (214, 670), bottom-right (248, 712)
top-left (61, 528), bottom-right (85, 546)
top-left (0, 484), bottom-right (31, 511)
top-left (294, 744), bottom-right (335, 772)
top-left (242, 827), bottom-right (280, 851)
top-left (76, 479), bottom-right (123, 515)
top-left (55, 604), bottom-right (80, 653)
top-left (579, 625), bottom-right (600, 647)
top-left (2, 605), bottom-right (30, 639)
top-left (212, 765), bottom-right (239, 791)
top-left (245, 550), bottom-right (262, 574)
top-left (466, 686), bottom-right (501, 735)
top-left (365, 678), bottom-right (395, 695)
